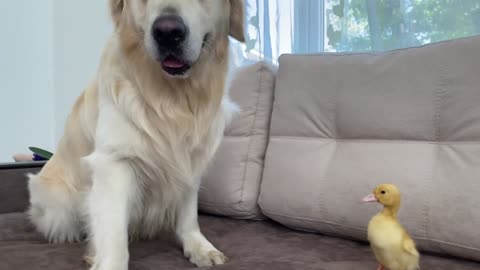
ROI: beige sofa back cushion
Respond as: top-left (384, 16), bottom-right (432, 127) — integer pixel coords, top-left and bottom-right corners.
top-left (199, 62), bottom-right (275, 219)
top-left (259, 36), bottom-right (480, 261)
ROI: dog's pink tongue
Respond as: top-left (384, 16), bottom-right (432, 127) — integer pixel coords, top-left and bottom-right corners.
top-left (163, 58), bottom-right (185, 68)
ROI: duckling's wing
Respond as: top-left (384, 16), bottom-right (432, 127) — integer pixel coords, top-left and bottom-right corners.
top-left (402, 236), bottom-right (419, 257)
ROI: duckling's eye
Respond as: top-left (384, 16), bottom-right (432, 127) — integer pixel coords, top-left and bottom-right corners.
top-left (381, 190), bottom-right (386, 194)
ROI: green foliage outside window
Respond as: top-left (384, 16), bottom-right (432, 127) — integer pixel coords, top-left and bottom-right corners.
top-left (327, 0), bottom-right (480, 52)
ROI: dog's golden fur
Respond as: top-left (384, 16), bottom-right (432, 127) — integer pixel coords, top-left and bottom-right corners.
top-left (27, 1), bottom-right (245, 269)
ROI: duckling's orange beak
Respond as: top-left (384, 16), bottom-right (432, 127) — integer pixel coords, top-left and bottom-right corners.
top-left (362, 194), bottom-right (378, 203)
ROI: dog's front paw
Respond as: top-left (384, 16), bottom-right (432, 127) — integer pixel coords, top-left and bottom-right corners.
top-left (185, 248), bottom-right (227, 267)
top-left (180, 230), bottom-right (227, 267)
top-left (88, 259), bottom-right (128, 270)
top-left (89, 264), bottom-right (128, 270)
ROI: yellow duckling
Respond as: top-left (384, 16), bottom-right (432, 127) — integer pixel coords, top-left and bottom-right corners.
top-left (362, 184), bottom-right (420, 270)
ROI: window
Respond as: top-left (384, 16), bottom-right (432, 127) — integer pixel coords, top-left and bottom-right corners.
top-left (233, 0), bottom-right (480, 64)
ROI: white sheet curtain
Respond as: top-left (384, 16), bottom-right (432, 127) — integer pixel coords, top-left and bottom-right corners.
top-left (231, 0), bottom-right (480, 65)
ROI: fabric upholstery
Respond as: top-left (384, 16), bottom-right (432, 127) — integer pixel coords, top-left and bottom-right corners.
top-left (259, 35), bottom-right (480, 261)
top-left (199, 62), bottom-right (275, 219)
top-left (0, 167), bottom-right (38, 214)
top-left (1, 213), bottom-right (479, 270)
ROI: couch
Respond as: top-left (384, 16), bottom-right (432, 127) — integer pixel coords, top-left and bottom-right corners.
top-left (2, 35), bottom-right (480, 270)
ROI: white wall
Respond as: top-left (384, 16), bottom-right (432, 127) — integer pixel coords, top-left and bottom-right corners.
top-left (0, 0), bottom-right (55, 162)
top-left (0, 0), bottom-right (112, 162)
top-left (53, 1), bottom-right (112, 139)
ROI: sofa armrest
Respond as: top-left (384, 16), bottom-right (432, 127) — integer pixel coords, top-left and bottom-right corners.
top-left (0, 162), bottom-right (44, 214)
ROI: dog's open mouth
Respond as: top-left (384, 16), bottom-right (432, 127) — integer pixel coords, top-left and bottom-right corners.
top-left (161, 55), bottom-right (191, 76)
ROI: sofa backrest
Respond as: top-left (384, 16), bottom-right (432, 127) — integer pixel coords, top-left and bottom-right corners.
top-left (199, 62), bottom-right (275, 220)
top-left (258, 35), bottom-right (480, 261)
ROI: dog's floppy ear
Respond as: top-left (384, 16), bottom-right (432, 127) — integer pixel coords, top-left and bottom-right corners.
top-left (109, 0), bottom-right (124, 27)
top-left (229, 0), bottom-right (245, 42)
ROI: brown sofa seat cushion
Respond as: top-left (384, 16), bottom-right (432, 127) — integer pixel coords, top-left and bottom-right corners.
top-left (259, 35), bottom-right (480, 261)
top-left (1, 213), bottom-right (479, 270)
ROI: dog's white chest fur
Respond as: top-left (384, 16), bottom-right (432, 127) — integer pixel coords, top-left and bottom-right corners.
top-left (86, 81), bottom-right (236, 238)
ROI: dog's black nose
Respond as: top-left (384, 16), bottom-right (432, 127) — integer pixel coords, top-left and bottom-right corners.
top-left (152, 15), bottom-right (187, 48)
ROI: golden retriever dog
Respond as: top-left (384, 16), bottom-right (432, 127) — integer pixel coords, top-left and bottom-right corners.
top-left (27, 0), bottom-right (245, 269)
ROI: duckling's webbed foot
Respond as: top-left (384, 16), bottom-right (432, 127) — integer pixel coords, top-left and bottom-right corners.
top-left (376, 265), bottom-right (385, 270)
